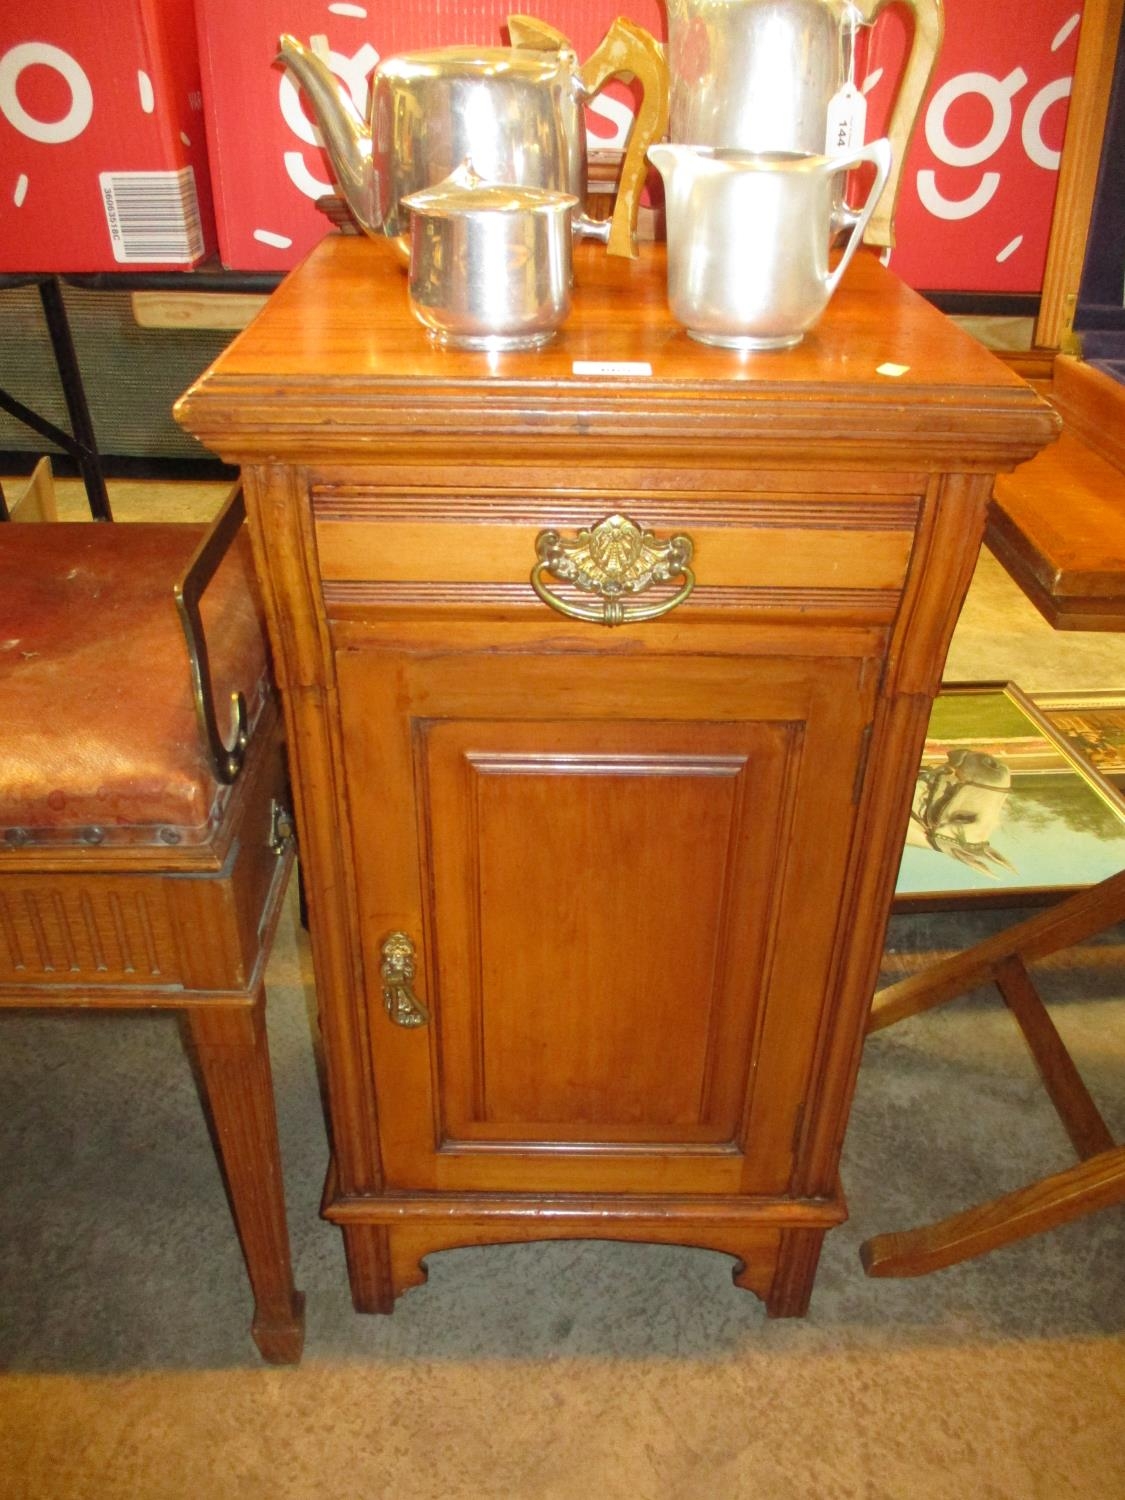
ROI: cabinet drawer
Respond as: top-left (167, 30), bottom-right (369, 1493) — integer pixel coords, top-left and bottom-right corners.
top-left (312, 486), bottom-right (920, 616)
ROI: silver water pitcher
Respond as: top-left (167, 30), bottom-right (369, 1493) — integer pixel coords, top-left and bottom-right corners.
top-left (663, 0), bottom-right (942, 246)
top-left (648, 139), bottom-right (892, 348)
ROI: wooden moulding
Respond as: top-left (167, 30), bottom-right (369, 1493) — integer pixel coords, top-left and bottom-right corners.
top-left (320, 1185), bottom-right (846, 1316)
top-left (0, 707), bottom-right (290, 1005)
top-left (173, 240), bottom-right (1059, 478)
top-left (322, 1188), bottom-right (847, 1229)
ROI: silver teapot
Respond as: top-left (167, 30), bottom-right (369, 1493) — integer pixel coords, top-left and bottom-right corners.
top-left (277, 19), bottom-right (668, 263)
top-left (663, 0), bottom-right (943, 247)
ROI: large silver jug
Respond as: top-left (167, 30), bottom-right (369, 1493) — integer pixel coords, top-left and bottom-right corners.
top-left (648, 138), bottom-right (892, 348)
top-left (664, 0), bottom-right (942, 246)
top-left (278, 19), bottom-right (668, 263)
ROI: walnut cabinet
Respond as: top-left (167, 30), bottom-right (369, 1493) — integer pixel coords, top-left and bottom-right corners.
top-left (177, 237), bottom-right (1057, 1317)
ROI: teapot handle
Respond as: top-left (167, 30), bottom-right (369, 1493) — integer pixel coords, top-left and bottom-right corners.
top-left (508, 15), bottom-right (668, 257)
top-left (579, 19), bottom-right (670, 259)
top-left (855, 0), bottom-right (944, 248)
top-left (824, 139), bottom-right (894, 299)
top-left (509, 14), bottom-right (670, 259)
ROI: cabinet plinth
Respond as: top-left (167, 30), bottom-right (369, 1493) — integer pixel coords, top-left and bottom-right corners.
top-left (176, 237), bottom-right (1058, 1317)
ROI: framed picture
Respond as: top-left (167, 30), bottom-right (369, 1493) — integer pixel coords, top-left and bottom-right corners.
top-left (1034, 690), bottom-right (1125, 783)
top-left (893, 682), bottom-right (1125, 910)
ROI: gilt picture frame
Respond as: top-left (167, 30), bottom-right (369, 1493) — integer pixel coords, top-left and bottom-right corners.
top-left (1035, 689), bottom-right (1125, 783)
top-left (893, 682), bottom-right (1125, 910)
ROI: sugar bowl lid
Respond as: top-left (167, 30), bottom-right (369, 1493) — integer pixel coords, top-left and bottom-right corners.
top-left (402, 160), bottom-right (580, 218)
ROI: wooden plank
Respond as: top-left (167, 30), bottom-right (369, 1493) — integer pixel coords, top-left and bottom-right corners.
top-left (1035, 0), bottom-right (1125, 351)
top-left (1051, 356), bottom-right (1125, 471)
top-left (7, 456), bottom-right (57, 522)
top-left (989, 430), bottom-right (1125, 629)
top-left (994, 954), bottom-right (1115, 1161)
top-left (867, 867), bottom-right (1125, 1032)
top-left (860, 1145), bottom-right (1125, 1276)
top-left (131, 291), bottom-right (268, 331)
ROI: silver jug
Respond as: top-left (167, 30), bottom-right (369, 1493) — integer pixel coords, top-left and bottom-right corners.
top-left (277, 19), bottom-right (667, 263)
top-left (402, 163), bottom-right (580, 351)
top-left (663, 0), bottom-right (942, 247)
top-left (648, 139), bottom-right (892, 348)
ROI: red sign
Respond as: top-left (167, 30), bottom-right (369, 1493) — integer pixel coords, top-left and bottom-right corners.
top-left (0, 0), bottom-right (216, 272)
top-left (862, 0), bottom-right (1083, 292)
top-left (194, 0), bottom-right (663, 271)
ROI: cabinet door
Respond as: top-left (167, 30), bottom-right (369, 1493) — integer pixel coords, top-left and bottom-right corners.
top-left (337, 646), bottom-right (875, 1197)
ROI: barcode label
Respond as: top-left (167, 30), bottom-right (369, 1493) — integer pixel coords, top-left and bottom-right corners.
top-left (99, 167), bottom-right (204, 264)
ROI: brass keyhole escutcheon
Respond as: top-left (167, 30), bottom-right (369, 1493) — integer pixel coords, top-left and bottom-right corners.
top-left (380, 931), bottom-right (430, 1028)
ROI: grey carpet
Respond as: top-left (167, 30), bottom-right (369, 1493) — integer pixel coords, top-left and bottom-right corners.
top-left (0, 882), bottom-right (1121, 1498)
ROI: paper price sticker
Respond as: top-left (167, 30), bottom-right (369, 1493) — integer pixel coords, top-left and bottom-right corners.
top-left (572, 360), bottom-right (654, 377)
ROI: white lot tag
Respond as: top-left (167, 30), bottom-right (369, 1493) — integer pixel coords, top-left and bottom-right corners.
top-left (572, 360), bottom-right (654, 376)
top-left (825, 82), bottom-right (867, 156)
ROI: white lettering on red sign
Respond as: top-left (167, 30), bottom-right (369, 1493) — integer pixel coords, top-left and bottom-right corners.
top-left (586, 92), bottom-right (633, 150)
top-left (918, 64), bottom-right (1073, 221)
top-left (278, 41), bottom-right (379, 200)
top-left (0, 41), bottom-right (93, 144)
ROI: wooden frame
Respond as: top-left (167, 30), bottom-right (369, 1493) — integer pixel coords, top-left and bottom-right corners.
top-left (1035, 0), bottom-right (1125, 351)
top-left (864, 860), bottom-right (1125, 1278)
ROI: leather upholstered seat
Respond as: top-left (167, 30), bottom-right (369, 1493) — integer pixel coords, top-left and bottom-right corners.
top-left (1, 522), bottom-right (268, 845)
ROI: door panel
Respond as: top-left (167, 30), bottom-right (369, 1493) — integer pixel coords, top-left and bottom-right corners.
top-left (336, 647), bottom-right (874, 1195)
top-left (425, 721), bottom-right (792, 1144)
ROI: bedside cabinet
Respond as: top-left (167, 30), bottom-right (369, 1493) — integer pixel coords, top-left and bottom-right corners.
top-left (177, 238), bottom-right (1057, 1317)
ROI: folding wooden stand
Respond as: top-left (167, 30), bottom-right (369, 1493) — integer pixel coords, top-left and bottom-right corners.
top-left (861, 868), bottom-right (1125, 1276)
top-left (861, 293), bottom-right (1125, 1284)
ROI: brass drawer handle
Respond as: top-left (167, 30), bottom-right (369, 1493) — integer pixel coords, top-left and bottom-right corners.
top-left (531, 513), bottom-right (695, 627)
top-left (380, 932), bottom-right (430, 1028)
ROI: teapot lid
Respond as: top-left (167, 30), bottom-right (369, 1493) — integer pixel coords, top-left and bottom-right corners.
top-left (383, 45), bottom-right (576, 84)
top-left (402, 162), bottom-right (579, 217)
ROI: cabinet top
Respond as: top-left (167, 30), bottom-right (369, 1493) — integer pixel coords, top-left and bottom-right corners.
top-left (176, 236), bottom-right (1058, 472)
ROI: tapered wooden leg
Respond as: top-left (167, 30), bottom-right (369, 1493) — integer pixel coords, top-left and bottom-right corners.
top-left (186, 993), bottom-right (305, 1363)
top-left (765, 1227), bottom-right (825, 1317)
top-left (341, 1223), bottom-right (395, 1313)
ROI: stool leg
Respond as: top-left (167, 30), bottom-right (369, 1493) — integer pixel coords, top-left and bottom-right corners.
top-left (186, 991), bottom-right (305, 1364)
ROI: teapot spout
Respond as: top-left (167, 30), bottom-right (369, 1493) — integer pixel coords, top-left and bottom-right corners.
top-left (276, 33), bottom-right (380, 234)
